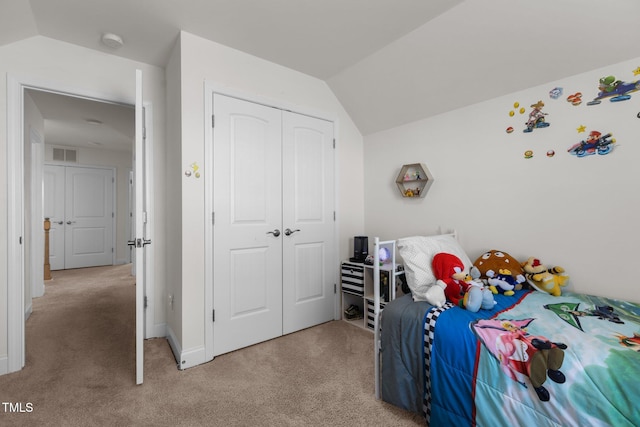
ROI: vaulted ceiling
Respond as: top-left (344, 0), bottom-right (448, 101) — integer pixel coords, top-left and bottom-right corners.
top-left (3, 0), bottom-right (640, 137)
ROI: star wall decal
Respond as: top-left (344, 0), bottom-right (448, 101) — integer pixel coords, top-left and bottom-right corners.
top-left (633, 66), bottom-right (640, 76)
top-left (577, 125), bottom-right (586, 133)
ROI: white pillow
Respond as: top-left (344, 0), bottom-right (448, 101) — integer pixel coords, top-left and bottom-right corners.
top-left (397, 234), bottom-right (472, 302)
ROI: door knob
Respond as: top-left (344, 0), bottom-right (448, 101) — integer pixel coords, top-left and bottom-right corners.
top-left (266, 229), bottom-right (281, 237)
top-left (66, 220), bottom-right (76, 225)
top-left (284, 228), bottom-right (300, 236)
top-left (55, 221), bottom-right (63, 225)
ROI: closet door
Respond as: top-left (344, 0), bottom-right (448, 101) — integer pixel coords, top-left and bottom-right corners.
top-left (282, 112), bottom-right (335, 334)
top-left (212, 94), bottom-right (283, 356)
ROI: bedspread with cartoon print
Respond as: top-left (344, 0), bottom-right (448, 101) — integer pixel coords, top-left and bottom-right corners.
top-left (381, 289), bottom-right (640, 426)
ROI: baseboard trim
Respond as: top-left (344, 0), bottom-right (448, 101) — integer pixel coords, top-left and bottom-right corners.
top-left (25, 303), bottom-right (33, 321)
top-left (166, 326), bottom-right (181, 367)
top-left (165, 326), bottom-right (206, 370)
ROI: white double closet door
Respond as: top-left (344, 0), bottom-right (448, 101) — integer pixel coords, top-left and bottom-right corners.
top-left (44, 164), bottom-right (115, 270)
top-left (212, 94), bottom-right (336, 356)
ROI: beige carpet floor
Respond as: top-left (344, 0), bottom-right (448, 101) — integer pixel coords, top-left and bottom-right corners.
top-left (0, 264), bottom-right (422, 426)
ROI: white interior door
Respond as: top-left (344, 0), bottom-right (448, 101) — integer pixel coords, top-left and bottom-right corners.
top-left (43, 164), bottom-right (114, 270)
top-left (43, 164), bottom-right (65, 270)
top-left (282, 112), bottom-right (335, 334)
top-left (134, 69), bottom-right (146, 385)
top-left (212, 94), bottom-right (283, 356)
top-left (64, 166), bottom-right (114, 269)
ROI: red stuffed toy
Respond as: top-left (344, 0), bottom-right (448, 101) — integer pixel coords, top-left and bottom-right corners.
top-left (432, 252), bottom-right (496, 312)
top-left (432, 252), bottom-right (469, 306)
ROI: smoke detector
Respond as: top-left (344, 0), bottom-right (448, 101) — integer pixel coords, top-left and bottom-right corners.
top-left (101, 33), bottom-right (124, 49)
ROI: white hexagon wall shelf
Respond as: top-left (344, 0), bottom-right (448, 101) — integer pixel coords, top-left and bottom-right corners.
top-left (395, 163), bottom-right (434, 198)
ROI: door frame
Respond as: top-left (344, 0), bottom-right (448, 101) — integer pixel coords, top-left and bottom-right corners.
top-left (5, 73), bottom-right (155, 375)
top-left (203, 82), bottom-right (341, 362)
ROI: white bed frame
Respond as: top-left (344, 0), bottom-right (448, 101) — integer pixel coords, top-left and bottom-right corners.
top-left (372, 237), bottom-right (395, 400)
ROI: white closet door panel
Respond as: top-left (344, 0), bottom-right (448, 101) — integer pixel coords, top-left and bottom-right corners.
top-left (213, 94), bottom-right (283, 356)
top-left (64, 166), bottom-right (114, 269)
top-left (44, 165), bottom-right (65, 270)
top-left (282, 112), bottom-right (335, 334)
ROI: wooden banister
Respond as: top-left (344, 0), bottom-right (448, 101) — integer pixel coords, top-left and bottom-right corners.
top-left (44, 218), bottom-right (52, 280)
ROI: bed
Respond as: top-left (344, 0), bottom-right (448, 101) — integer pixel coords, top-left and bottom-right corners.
top-left (372, 234), bottom-right (640, 426)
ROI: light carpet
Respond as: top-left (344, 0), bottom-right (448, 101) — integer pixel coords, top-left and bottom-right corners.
top-left (0, 264), bottom-right (422, 426)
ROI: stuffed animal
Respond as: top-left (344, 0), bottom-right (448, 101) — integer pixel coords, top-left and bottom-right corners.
top-left (486, 268), bottom-right (526, 296)
top-left (432, 253), bottom-right (495, 312)
top-left (521, 257), bottom-right (569, 297)
top-left (473, 250), bottom-right (527, 291)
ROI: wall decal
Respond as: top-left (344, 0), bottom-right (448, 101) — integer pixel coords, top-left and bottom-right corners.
top-left (524, 150), bottom-right (533, 159)
top-left (185, 162), bottom-right (201, 178)
top-left (576, 125), bottom-right (587, 133)
top-left (508, 101), bottom-right (526, 117)
top-left (547, 150), bottom-right (555, 158)
top-left (566, 92), bottom-right (583, 105)
top-left (523, 100), bottom-right (550, 133)
top-left (549, 87), bottom-right (563, 99)
top-left (567, 131), bottom-right (616, 157)
top-left (586, 74), bottom-right (640, 106)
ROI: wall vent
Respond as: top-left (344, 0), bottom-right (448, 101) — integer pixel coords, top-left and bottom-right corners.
top-left (52, 147), bottom-right (78, 163)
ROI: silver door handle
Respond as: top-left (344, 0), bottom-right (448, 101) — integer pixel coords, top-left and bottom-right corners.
top-left (55, 221), bottom-right (63, 225)
top-left (284, 228), bottom-right (300, 236)
top-left (66, 221), bottom-right (76, 225)
top-left (266, 229), bottom-right (281, 237)
top-left (128, 238), bottom-right (152, 248)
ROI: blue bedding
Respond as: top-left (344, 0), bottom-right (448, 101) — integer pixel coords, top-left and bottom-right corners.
top-left (380, 289), bottom-right (640, 426)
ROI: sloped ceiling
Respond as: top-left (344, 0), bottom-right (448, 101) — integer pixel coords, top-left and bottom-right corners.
top-left (3, 0), bottom-right (640, 137)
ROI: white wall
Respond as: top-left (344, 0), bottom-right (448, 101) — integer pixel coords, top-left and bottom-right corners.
top-left (23, 91), bottom-right (44, 316)
top-left (364, 57), bottom-right (640, 303)
top-left (172, 31), bottom-right (365, 359)
top-left (164, 38), bottom-right (183, 348)
top-left (0, 36), bottom-right (167, 368)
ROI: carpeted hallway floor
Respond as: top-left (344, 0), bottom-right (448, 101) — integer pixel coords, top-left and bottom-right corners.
top-left (0, 264), bottom-right (422, 426)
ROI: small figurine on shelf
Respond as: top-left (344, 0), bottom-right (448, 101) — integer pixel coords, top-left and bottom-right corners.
top-left (414, 187), bottom-right (420, 196)
top-left (404, 173), bottom-right (411, 181)
top-left (414, 170), bottom-right (421, 180)
top-left (404, 188), bottom-right (414, 197)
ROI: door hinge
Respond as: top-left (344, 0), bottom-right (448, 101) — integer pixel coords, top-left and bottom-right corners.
top-left (333, 211), bottom-right (336, 221)
top-left (212, 114), bottom-right (215, 128)
top-left (212, 212), bottom-right (215, 225)
top-left (334, 283), bottom-right (337, 294)
top-left (212, 309), bottom-right (215, 322)
top-left (333, 138), bottom-right (336, 149)
top-left (143, 211), bottom-right (148, 223)
top-left (144, 296), bottom-right (148, 309)
top-left (112, 212), bottom-right (115, 218)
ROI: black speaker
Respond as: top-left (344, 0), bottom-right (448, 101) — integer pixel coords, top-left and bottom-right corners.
top-left (350, 236), bottom-right (368, 262)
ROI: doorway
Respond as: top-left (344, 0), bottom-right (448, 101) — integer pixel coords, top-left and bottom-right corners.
top-left (5, 75), bottom-right (153, 380)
